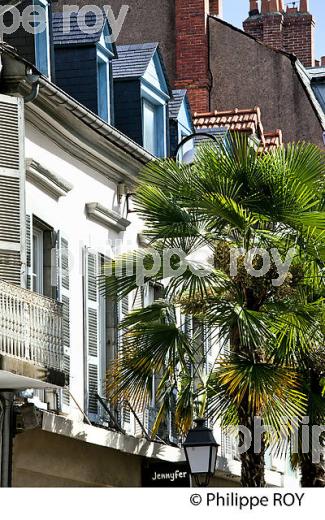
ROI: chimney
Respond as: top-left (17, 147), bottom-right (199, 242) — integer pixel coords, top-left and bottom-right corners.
top-left (243, 0), bottom-right (314, 68)
top-left (315, 59), bottom-right (320, 67)
top-left (175, 0), bottom-right (211, 113)
top-left (210, 0), bottom-right (222, 18)
top-left (321, 56), bottom-right (325, 67)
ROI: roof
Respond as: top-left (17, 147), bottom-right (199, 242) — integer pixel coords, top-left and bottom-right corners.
top-left (263, 130), bottom-right (283, 152)
top-left (193, 107), bottom-right (264, 138)
top-left (308, 67), bottom-right (325, 79)
top-left (112, 43), bottom-right (159, 79)
top-left (112, 42), bottom-right (170, 84)
top-left (193, 107), bottom-right (283, 152)
top-left (295, 61), bottom-right (325, 130)
top-left (52, 11), bottom-right (109, 46)
top-left (169, 89), bottom-right (188, 119)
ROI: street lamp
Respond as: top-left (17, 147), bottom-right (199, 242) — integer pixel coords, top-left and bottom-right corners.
top-left (183, 418), bottom-right (220, 487)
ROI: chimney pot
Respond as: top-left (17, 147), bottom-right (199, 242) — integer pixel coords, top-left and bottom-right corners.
top-left (210, 0), bottom-right (222, 17)
top-left (261, 0), bottom-right (270, 14)
top-left (321, 56), bottom-right (325, 67)
top-left (249, 0), bottom-right (259, 14)
top-left (315, 59), bottom-right (320, 67)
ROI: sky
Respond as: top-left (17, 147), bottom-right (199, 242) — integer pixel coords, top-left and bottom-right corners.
top-left (223, 0), bottom-right (325, 59)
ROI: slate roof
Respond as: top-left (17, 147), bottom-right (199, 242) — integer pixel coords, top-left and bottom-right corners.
top-left (112, 42), bottom-right (171, 96)
top-left (194, 127), bottom-right (230, 145)
top-left (169, 89), bottom-right (187, 119)
top-left (112, 43), bottom-right (159, 79)
top-left (52, 11), bottom-right (108, 46)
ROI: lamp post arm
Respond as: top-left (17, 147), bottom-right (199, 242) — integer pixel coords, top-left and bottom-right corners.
top-left (174, 132), bottom-right (219, 159)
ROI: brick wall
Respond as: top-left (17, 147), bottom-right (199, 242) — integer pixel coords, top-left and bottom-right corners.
top-left (243, 1), bottom-right (314, 68)
top-left (175, 0), bottom-right (211, 113)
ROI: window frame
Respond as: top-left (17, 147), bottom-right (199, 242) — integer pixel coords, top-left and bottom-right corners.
top-left (97, 47), bottom-right (112, 123)
top-left (33, 0), bottom-right (51, 78)
top-left (141, 84), bottom-right (167, 157)
top-left (32, 226), bottom-right (44, 294)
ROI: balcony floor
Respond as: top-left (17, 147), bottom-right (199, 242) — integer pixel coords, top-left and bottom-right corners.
top-left (0, 369), bottom-right (61, 390)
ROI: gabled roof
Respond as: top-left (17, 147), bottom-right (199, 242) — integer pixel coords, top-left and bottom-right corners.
top-left (112, 42), bottom-right (171, 93)
top-left (112, 43), bottom-right (159, 79)
top-left (52, 11), bottom-right (113, 48)
top-left (113, 42), bottom-right (171, 98)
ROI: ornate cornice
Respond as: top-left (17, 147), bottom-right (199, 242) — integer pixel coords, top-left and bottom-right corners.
top-left (26, 159), bottom-right (73, 199)
top-left (85, 203), bottom-right (131, 232)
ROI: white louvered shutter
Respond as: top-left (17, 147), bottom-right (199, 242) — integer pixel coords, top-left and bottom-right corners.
top-left (57, 233), bottom-right (71, 409)
top-left (0, 95), bottom-right (25, 285)
top-left (119, 293), bottom-right (135, 433)
top-left (84, 249), bottom-right (105, 422)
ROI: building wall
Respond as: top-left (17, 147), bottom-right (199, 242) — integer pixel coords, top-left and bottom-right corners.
top-left (13, 429), bottom-right (142, 487)
top-left (25, 117), bottom-right (142, 422)
top-left (12, 428), bottom-right (244, 487)
top-left (209, 17), bottom-right (324, 146)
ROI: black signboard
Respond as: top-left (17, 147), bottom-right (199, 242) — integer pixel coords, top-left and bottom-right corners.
top-left (142, 460), bottom-right (191, 488)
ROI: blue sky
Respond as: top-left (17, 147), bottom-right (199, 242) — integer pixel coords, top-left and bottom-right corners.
top-left (223, 0), bottom-right (325, 59)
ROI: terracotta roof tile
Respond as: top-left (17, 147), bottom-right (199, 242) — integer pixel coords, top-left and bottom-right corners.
top-left (193, 107), bottom-right (283, 152)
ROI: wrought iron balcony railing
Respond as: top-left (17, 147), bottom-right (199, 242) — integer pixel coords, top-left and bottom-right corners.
top-left (0, 280), bottom-right (63, 372)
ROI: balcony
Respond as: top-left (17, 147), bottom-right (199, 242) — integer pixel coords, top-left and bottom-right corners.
top-left (0, 280), bottom-right (65, 388)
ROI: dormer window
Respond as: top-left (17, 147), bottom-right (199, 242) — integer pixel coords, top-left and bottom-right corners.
top-left (53, 12), bottom-right (116, 124)
top-left (34, 0), bottom-right (51, 77)
top-left (112, 43), bottom-right (170, 157)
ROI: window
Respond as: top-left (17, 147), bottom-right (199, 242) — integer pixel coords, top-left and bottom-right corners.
top-left (28, 216), bottom-right (55, 298)
top-left (32, 227), bottom-right (44, 294)
top-left (34, 0), bottom-right (50, 77)
top-left (143, 99), bottom-right (158, 155)
top-left (97, 51), bottom-right (111, 123)
top-left (141, 86), bottom-right (167, 157)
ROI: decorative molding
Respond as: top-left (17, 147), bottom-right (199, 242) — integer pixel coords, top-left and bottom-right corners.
top-left (26, 159), bottom-right (73, 199)
top-left (137, 233), bottom-right (150, 247)
top-left (85, 203), bottom-right (131, 232)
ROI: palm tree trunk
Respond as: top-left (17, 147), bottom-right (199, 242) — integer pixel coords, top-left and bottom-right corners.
top-left (299, 370), bottom-right (325, 487)
top-left (239, 412), bottom-right (266, 487)
top-left (300, 453), bottom-right (325, 487)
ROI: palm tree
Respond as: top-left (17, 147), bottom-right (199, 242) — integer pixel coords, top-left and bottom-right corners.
top-left (101, 134), bottom-right (325, 487)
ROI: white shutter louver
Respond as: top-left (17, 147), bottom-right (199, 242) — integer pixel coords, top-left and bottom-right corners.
top-left (0, 95), bottom-right (25, 286)
top-left (25, 214), bottom-right (32, 290)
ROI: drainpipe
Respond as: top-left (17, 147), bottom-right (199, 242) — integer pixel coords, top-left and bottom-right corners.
top-left (0, 392), bottom-right (15, 487)
top-left (23, 74), bottom-right (40, 103)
